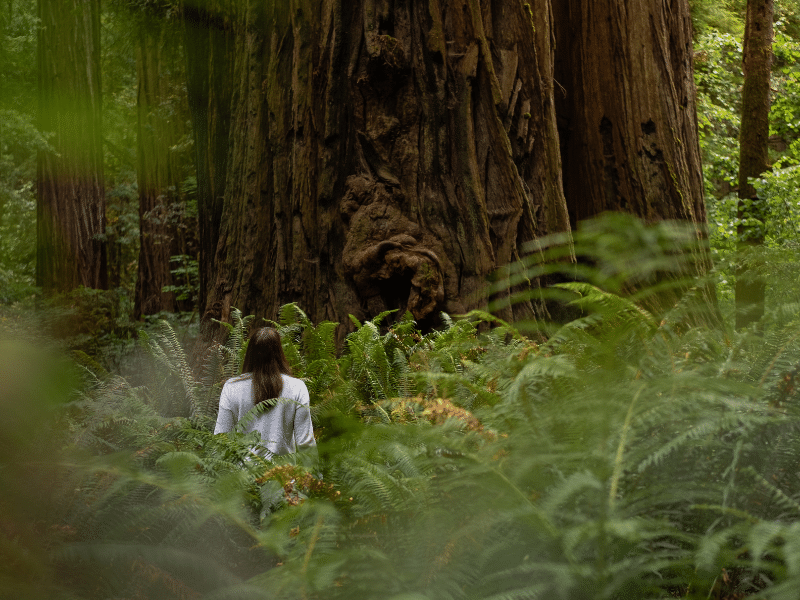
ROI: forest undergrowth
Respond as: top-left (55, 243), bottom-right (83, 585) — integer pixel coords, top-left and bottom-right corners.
top-left (4, 216), bottom-right (800, 600)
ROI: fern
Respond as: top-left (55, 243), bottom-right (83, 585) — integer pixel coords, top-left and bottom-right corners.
top-left (17, 214), bottom-right (800, 600)
top-left (139, 320), bottom-right (202, 417)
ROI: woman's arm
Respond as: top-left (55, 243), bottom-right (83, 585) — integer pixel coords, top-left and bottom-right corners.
top-left (293, 382), bottom-right (316, 451)
top-left (214, 385), bottom-right (236, 434)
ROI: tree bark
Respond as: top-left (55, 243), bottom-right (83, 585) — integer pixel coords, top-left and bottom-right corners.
top-left (552, 0), bottom-right (706, 228)
top-left (184, 0), bottom-right (712, 335)
top-left (182, 0), bottom-right (235, 316)
top-left (201, 0), bottom-right (571, 334)
top-left (735, 0), bottom-right (773, 330)
top-left (551, 0), bottom-right (715, 314)
top-left (134, 14), bottom-right (193, 318)
top-left (36, 0), bottom-right (106, 292)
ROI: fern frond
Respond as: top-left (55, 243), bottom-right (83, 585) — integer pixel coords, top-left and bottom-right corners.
top-left (140, 319), bottom-right (201, 417)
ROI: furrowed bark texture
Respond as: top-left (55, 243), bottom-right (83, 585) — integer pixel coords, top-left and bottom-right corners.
top-left (551, 0), bottom-right (717, 317)
top-left (203, 0), bottom-right (570, 332)
top-left (36, 0), bottom-right (106, 291)
top-left (553, 0), bottom-right (706, 228)
top-left (735, 0), bottom-right (773, 329)
top-left (135, 19), bottom-right (192, 318)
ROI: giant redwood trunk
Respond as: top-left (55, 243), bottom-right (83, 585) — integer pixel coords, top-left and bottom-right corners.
top-left (134, 16), bottom-right (192, 318)
top-left (735, 0), bottom-right (773, 330)
top-left (36, 0), bottom-right (106, 291)
top-left (187, 0), bottom-right (711, 335)
top-left (199, 0), bottom-right (571, 331)
top-left (552, 0), bottom-right (706, 228)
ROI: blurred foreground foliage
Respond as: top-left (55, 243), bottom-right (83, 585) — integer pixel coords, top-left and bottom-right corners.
top-left (4, 215), bottom-right (800, 599)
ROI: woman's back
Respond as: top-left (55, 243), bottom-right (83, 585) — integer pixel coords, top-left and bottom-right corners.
top-left (214, 373), bottom-right (315, 460)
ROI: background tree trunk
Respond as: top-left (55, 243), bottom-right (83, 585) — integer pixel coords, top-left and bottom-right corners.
top-left (201, 0), bottom-right (571, 334)
top-left (735, 0), bottom-right (773, 330)
top-left (36, 0), bottom-right (106, 291)
top-left (552, 0), bottom-right (706, 228)
top-left (551, 0), bottom-right (716, 315)
top-left (182, 0), bottom-right (235, 316)
top-left (134, 15), bottom-right (192, 318)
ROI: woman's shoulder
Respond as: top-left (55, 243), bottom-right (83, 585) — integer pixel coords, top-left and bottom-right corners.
top-left (280, 373), bottom-right (305, 386)
top-left (222, 374), bottom-right (252, 391)
top-left (280, 373), bottom-right (308, 394)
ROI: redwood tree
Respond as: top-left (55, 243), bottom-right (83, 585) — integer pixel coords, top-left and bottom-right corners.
top-left (552, 0), bottom-right (712, 313)
top-left (182, 0), bottom-right (236, 315)
top-left (36, 0), bottom-right (106, 291)
top-left (185, 0), bottom-right (709, 331)
top-left (552, 0), bottom-right (705, 228)
top-left (192, 0), bottom-right (570, 330)
top-left (735, 0), bottom-right (773, 330)
top-left (134, 11), bottom-right (194, 318)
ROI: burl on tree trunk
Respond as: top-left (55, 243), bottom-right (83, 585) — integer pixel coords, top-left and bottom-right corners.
top-left (200, 0), bottom-right (571, 333)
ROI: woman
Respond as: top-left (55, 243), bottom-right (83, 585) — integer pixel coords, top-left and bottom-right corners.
top-left (214, 327), bottom-right (316, 460)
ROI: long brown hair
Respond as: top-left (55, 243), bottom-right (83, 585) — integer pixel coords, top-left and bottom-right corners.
top-left (241, 327), bottom-right (293, 406)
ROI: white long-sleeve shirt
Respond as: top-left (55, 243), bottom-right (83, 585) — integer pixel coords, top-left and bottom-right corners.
top-left (213, 373), bottom-right (316, 460)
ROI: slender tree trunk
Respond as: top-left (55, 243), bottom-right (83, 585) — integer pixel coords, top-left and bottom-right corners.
top-left (36, 0), bottom-right (106, 291)
top-left (735, 0), bottom-right (773, 330)
top-left (202, 0), bottom-right (570, 334)
top-left (134, 15), bottom-right (192, 318)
